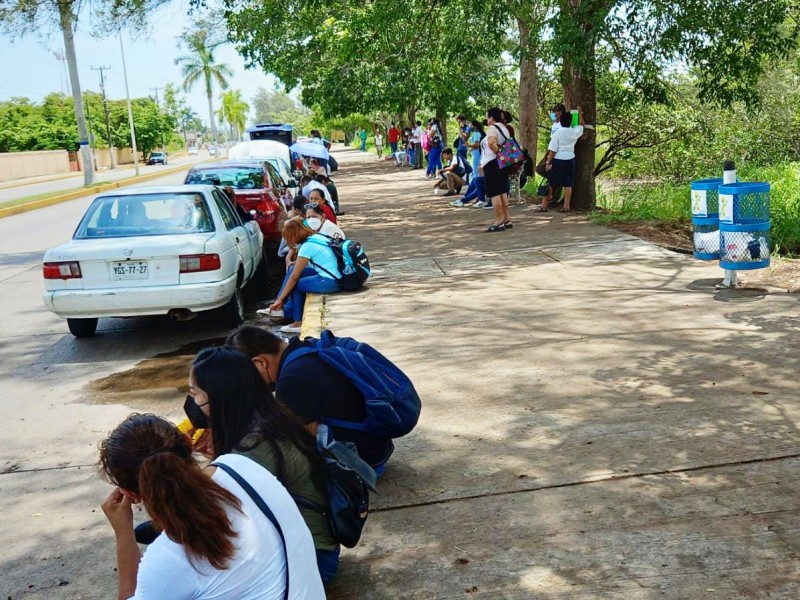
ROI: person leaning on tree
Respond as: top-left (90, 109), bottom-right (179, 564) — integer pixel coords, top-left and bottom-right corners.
top-left (537, 107), bottom-right (585, 214)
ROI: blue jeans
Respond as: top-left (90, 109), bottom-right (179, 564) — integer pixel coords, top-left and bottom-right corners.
top-left (462, 176), bottom-right (486, 204)
top-left (390, 142), bottom-right (398, 153)
top-left (280, 265), bottom-right (340, 322)
top-left (471, 152), bottom-right (480, 180)
top-left (427, 145), bottom-right (443, 176)
top-left (407, 146), bottom-right (415, 167)
top-left (360, 139), bottom-right (366, 152)
top-left (316, 548), bottom-right (340, 586)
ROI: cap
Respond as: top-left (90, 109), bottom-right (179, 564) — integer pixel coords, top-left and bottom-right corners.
top-left (551, 103), bottom-right (566, 113)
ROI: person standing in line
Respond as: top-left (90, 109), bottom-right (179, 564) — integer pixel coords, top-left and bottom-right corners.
top-left (538, 107), bottom-right (585, 213)
top-left (468, 120), bottom-right (484, 184)
top-left (374, 130), bottom-right (384, 159)
top-left (426, 118), bottom-right (444, 179)
top-left (387, 122), bottom-right (400, 154)
top-left (455, 115), bottom-right (471, 167)
top-left (481, 106), bottom-right (513, 232)
top-left (412, 121), bottom-right (425, 170)
top-left (358, 128), bottom-right (368, 152)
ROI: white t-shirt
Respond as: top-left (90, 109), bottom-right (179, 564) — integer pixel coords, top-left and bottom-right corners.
top-left (479, 123), bottom-right (510, 167)
top-left (550, 121), bottom-right (562, 134)
top-left (411, 126), bottom-right (424, 144)
top-left (319, 220), bottom-right (345, 241)
top-left (301, 180), bottom-right (332, 205)
top-left (548, 125), bottom-right (584, 160)
top-left (374, 133), bottom-right (383, 146)
top-left (131, 454), bottom-right (325, 600)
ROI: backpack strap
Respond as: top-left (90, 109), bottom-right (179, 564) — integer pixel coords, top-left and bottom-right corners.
top-left (303, 237), bottom-right (342, 280)
top-left (212, 461), bottom-right (289, 600)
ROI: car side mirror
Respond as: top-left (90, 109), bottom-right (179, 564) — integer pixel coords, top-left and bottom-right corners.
top-left (292, 169), bottom-right (303, 180)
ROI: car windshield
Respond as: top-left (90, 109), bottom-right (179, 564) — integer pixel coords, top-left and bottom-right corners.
top-left (185, 166), bottom-right (264, 189)
top-left (73, 193), bottom-right (215, 239)
top-left (151, 153), bottom-right (165, 158)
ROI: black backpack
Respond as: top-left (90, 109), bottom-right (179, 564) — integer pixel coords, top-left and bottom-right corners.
top-left (307, 236), bottom-right (371, 291)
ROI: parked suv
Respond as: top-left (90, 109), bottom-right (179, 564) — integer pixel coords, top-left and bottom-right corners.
top-left (184, 161), bottom-right (286, 247)
top-left (146, 151), bottom-right (168, 165)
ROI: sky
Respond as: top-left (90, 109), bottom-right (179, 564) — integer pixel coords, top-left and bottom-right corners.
top-left (0, 2), bottom-right (280, 126)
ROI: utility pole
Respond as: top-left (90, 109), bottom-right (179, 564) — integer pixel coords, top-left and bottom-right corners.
top-left (83, 93), bottom-right (98, 171)
top-left (54, 50), bottom-right (71, 95)
top-left (93, 66), bottom-right (116, 169)
top-left (150, 86), bottom-right (166, 152)
top-left (119, 33), bottom-right (139, 176)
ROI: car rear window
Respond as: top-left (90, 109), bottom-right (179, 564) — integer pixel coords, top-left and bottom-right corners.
top-left (74, 193), bottom-right (215, 239)
top-left (185, 166), bottom-right (265, 189)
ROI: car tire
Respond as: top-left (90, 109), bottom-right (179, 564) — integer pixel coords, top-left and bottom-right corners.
top-left (220, 278), bottom-right (245, 326)
top-left (67, 318), bottom-right (98, 338)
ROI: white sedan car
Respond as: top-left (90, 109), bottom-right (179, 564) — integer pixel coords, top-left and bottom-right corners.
top-left (42, 185), bottom-right (266, 337)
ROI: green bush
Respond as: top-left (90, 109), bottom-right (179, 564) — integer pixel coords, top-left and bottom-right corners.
top-left (595, 163), bottom-right (800, 256)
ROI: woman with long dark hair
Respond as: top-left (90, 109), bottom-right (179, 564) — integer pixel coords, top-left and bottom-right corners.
top-left (188, 346), bottom-right (342, 585)
top-left (99, 413), bottom-right (324, 599)
top-left (426, 118), bottom-right (444, 178)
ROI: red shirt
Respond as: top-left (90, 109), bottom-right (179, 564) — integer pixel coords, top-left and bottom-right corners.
top-left (387, 127), bottom-right (400, 143)
top-left (322, 203), bottom-right (337, 224)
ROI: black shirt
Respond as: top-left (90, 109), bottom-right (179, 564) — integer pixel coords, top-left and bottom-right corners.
top-left (276, 337), bottom-right (394, 466)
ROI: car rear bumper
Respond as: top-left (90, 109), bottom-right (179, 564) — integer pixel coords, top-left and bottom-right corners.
top-left (42, 274), bottom-right (237, 318)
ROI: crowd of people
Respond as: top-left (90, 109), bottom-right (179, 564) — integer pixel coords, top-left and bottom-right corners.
top-left (99, 320), bottom-right (404, 598)
top-left (363, 102), bottom-right (586, 231)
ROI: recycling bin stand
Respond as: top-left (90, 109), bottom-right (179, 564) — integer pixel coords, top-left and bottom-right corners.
top-left (717, 181), bottom-right (770, 272)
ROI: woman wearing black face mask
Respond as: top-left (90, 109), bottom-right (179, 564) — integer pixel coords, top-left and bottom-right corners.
top-left (185, 347), bottom-right (341, 586)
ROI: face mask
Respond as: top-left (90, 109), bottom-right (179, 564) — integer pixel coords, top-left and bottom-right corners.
top-left (549, 112), bottom-right (557, 122)
top-left (306, 217), bottom-right (322, 231)
top-left (183, 394), bottom-right (209, 429)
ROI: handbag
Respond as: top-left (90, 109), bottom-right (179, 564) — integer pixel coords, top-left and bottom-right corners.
top-left (212, 461), bottom-right (289, 600)
top-left (495, 125), bottom-right (525, 171)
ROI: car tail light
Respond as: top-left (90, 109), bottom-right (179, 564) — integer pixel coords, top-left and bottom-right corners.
top-left (43, 261), bottom-right (82, 279)
top-left (179, 254), bottom-right (221, 273)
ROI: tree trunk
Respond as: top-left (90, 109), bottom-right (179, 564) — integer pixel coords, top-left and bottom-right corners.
top-left (206, 78), bottom-right (217, 142)
top-left (59, 5), bottom-right (94, 185)
top-left (561, 0), bottom-right (597, 210)
top-left (407, 107), bottom-right (417, 128)
top-left (517, 17), bottom-right (538, 159)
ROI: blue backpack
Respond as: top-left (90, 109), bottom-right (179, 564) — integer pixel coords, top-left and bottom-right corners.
top-left (307, 236), bottom-right (371, 291)
top-left (283, 330), bottom-right (422, 439)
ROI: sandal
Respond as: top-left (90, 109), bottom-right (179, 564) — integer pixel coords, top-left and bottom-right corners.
top-left (503, 221), bottom-right (514, 229)
top-left (485, 224), bottom-right (506, 233)
top-left (559, 208), bottom-right (571, 213)
top-left (533, 206), bottom-right (549, 213)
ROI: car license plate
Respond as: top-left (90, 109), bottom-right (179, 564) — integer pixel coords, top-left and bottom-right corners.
top-left (112, 261), bottom-right (149, 280)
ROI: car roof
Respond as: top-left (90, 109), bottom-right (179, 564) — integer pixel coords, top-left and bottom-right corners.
top-left (188, 161), bottom-right (265, 169)
top-left (95, 185), bottom-right (216, 198)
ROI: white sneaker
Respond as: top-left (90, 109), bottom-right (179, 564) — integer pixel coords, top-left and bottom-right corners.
top-left (433, 188), bottom-right (440, 195)
top-left (257, 308), bottom-right (284, 318)
top-left (451, 199), bottom-right (465, 207)
top-left (280, 324), bottom-right (302, 334)
top-left (474, 201), bottom-right (487, 208)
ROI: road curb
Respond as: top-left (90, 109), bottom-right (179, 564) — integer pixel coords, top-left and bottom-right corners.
top-left (0, 159), bottom-right (196, 220)
top-left (300, 293), bottom-right (326, 339)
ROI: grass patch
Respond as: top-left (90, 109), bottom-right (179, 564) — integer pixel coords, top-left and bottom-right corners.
top-left (594, 163), bottom-right (800, 257)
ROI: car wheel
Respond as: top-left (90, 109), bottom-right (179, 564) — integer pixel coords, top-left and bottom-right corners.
top-left (67, 318), bottom-right (98, 338)
top-left (220, 279), bottom-right (245, 325)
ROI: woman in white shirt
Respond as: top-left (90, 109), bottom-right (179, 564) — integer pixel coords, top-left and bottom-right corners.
top-left (480, 107), bottom-right (513, 232)
top-left (99, 413), bottom-right (325, 600)
top-left (538, 107), bottom-right (585, 213)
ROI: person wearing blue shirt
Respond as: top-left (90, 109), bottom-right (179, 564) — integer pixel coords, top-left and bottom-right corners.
top-left (455, 115), bottom-right (472, 167)
top-left (268, 220), bottom-right (341, 334)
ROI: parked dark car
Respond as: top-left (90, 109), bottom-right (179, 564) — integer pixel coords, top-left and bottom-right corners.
top-left (184, 161), bottom-right (286, 247)
top-left (146, 152), bottom-right (168, 165)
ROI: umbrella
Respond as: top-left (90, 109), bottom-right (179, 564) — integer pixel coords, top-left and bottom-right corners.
top-left (289, 141), bottom-right (330, 160)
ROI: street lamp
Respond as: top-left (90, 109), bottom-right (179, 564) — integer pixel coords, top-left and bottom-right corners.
top-left (119, 33), bottom-right (140, 176)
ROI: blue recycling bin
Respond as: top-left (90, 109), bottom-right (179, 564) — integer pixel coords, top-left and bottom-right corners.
top-left (717, 182), bottom-right (770, 270)
top-left (691, 178), bottom-right (723, 260)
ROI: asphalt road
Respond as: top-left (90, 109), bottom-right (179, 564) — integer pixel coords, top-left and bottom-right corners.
top-left (0, 151), bottom-right (214, 204)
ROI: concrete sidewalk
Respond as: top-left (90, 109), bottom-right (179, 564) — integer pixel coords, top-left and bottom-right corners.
top-left (322, 149), bottom-right (800, 598)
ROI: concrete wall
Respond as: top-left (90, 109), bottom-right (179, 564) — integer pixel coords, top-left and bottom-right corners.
top-left (89, 148), bottom-right (139, 170)
top-left (0, 150), bottom-right (71, 182)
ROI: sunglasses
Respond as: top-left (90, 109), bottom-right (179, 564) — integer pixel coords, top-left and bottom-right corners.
top-left (304, 202), bottom-right (320, 210)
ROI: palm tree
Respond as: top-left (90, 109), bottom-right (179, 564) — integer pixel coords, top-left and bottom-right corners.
top-left (175, 27), bottom-right (232, 142)
top-left (219, 89), bottom-right (250, 141)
